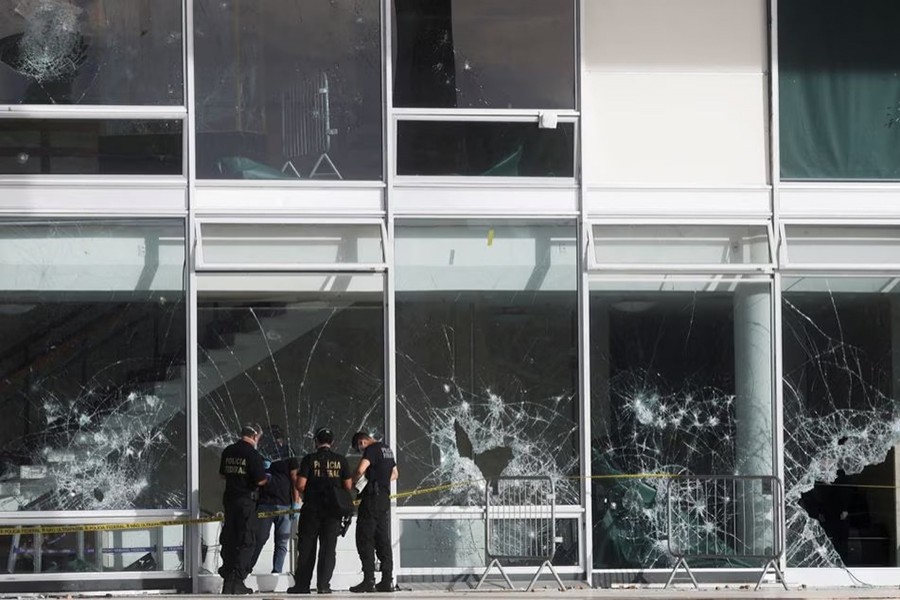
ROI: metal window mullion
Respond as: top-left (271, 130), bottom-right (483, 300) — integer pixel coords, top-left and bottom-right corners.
top-left (196, 216), bottom-right (386, 225)
top-left (589, 217), bottom-right (772, 227)
top-left (587, 264), bottom-right (774, 274)
top-left (0, 106), bottom-right (187, 120)
top-left (194, 263), bottom-right (387, 273)
top-left (781, 263), bottom-right (900, 273)
top-left (392, 108), bottom-right (581, 119)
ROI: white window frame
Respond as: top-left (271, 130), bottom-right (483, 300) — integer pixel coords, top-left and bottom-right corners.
top-left (586, 219), bottom-right (776, 274)
top-left (194, 217), bottom-right (388, 272)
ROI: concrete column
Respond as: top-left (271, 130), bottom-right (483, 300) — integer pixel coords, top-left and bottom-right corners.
top-left (733, 283), bottom-right (774, 555)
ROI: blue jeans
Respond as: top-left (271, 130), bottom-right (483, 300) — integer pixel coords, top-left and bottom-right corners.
top-left (252, 504), bottom-right (292, 573)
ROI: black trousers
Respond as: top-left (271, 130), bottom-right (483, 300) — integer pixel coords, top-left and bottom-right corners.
top-left (295, 509), bottom-right (341, 590)
top-left (219, 494), bottom-right (259, 580)
top-left (356, 494), bottom-right (392, 579)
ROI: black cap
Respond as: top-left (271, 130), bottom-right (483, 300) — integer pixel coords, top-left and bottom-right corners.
top-left (241, 423), bottom-right (262, 438)
top-left (314, 428), bottom-right (334, 445)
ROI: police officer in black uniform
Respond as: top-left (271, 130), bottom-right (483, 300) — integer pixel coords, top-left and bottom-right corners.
top-left (219, 423), bottom-right (268, 595)
top-left (349, 431), bottom-right (398, 593)
top-left (287, 428), bottom-right (352, 595)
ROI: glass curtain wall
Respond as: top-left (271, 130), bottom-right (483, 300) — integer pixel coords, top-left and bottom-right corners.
top-left (590, 276), bottom-right (774, 569)
top-left (394, 220), bottom-right (580, 568)
top-left (0, 220), bottom-right (188, 574)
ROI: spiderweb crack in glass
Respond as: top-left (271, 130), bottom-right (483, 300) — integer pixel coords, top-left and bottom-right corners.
top-left (397, 323), bottom-right (579, 508)
top-left (12, 0), bottom-right (86, 82)
top-left (5, 389), bottom-right (183, 511)
top-left (782, 295), bottom-right (900, 568)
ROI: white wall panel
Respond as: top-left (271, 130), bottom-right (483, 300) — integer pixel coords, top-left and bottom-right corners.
top-left (583, 0), bottom-right (769, 188)
top-left (193, 184), bottom-right (385, 215)
top-left (584, 0), bottom-right (766, 72)
top-left (584, 72), bottom-right (769, 186)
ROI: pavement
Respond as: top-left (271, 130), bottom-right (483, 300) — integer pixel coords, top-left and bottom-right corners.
top-left (8, 584), bottom-right (900, 600)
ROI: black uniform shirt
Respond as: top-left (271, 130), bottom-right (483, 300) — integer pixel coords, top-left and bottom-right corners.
top-left (258, 457), bottom-right (299, 505)
top-left (219, 439), bottom-right (267, 499)
top-left (297, 447), bottom-right (350, 511)
top-left (362, 441), bottom-right (396, 496)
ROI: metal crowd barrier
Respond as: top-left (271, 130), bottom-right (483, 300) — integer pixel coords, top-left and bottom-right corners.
top-left (475, 476), bottom-right (566, 592)
top-left (665, 474), bottom-right (787, 590)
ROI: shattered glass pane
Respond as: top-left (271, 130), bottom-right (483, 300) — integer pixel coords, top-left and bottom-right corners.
top-left (589, 278), bottom-right (774, 569)
top-left (783, 277), bottom-right (900, 567)
top-left (392, 0), bottom-right (576, 109)
top-left (395, 221), bottom-right (580, 511)
top-left (196, 275), bottom-right (384, 517)
top-left (0, 525), bottom-right (184, 573)
top-left (0, 0), bottom-right (183, 105)
top-left (194, 0), bottom-right (382, 180)
top-left (0, 220), bottom-right (187, 512)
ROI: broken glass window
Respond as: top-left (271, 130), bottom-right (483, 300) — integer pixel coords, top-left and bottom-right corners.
top-left (590, 278), bottom-right (774, 569)
top-left (395, 222), bottom-right (580, 509)
top-left (0, 220), bottom-right (187, 512)
top-left (0, 0), bottom-right (183, 105)
top-left (196, 275), bottom-right (385, 517)
top-left (783, 276), bottom-right (900, 568)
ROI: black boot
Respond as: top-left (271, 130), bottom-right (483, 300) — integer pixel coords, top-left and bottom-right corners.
top-left (375, 578), bottom-right (394, 592)
top-left (231, 577), bottom-right (253, 595)
top-left (349, 577), bottom-right (376, 593)
top-left (221, 577), bottom-right (234, 595)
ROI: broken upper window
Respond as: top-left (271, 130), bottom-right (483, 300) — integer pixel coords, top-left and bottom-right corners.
top-left (392, 0), bottom-right (576, 109)
top-left (0, 0), bottom-right (183, 105)
top-left (193, 0), bottom-right (383, 180)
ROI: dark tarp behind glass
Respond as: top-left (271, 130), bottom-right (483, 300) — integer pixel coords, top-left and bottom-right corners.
top-left (779, 0), bottom-right (900, 179)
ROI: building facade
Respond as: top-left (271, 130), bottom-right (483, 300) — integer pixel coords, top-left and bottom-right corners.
top-left (2, 0), bottom-right (900, 593)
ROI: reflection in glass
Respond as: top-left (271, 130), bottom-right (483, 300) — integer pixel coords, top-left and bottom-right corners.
top-left (199, 223), bottom-right (385, 268)
top-left (784, 225), bottom-right (900, 266)
top-left (0, 0), bottom-right (183, 105)
top-left (194, 0), bottom-right (382, 180)
top-left (395, 221), bottom-right (579, 507)
top-left (0, 525), bottom-right (184, 573)
top-left (0, 119), bottom-right (183, 175)
top-left (393, 0), bottom-right (576, 109)
top-left (783, 277), bottom-right (900, 567)
top-left (397, 121), bottom-right (575, 177)
top-left (0, 220), bottom-right (187, 511)
top-left (590, 279), bottom-right (773, 569)
top-left (197, 275), bottom-right (384, 516)
top-left (591, 224), bottom-right (772, 266)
